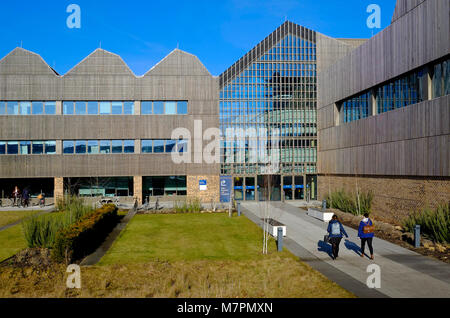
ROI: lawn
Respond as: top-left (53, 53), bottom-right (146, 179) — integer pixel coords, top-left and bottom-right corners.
top-left (0, 225), bottom-right (27, 262)
top-left (99, 213), bottom-right (280, 264)
top-left (0, 211), bottom-right (41, 228)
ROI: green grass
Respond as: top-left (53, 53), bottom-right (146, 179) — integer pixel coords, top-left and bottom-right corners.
top-left (99, 213), bottom-right (282, 265)
top-left (0, 225), bottom-right (27, 262)
top-left (0, 211), bottom-right (41, 228)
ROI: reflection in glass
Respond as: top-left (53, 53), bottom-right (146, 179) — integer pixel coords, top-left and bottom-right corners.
top-left (177, 101), bottom-right (188, 114)
top-left (165, 102), bottom-right (176, 115)
top-left (75, 102), bottom-right (87, 115)
top-left (153, 140), bottom-right (165, 153)
top-left (154, 101), bottom-right (164, 114)
top-left (75, 140), bottom-right (87, 154)
top-left (7, 102), bottom-right (19, 115)
top-left (45, 141), bottom-right (56, 154)
top-left (112, 140), bottom-right (123, 153)
top-left (142, 140), bottom-right (153, 153)
top-left (32, 141), bottom-right (44, 154)
top-left (63, 102), bottom-right (74, 115)
top-left (88, 101), bottom-right (98, 115)
top-left (88, 140), bottom-right (99, 154)
top-left (20, 102), bottom-right (31, 115)
top-left (124, 140), bottom-right (134, 153)
top-left (100, 102), bottom-right (111, 114)
top-left (45, 102), bottom-right (56, 115)
top-left (7, 142), bottom-right (19, 154)
top-left (141, 101), bottom-right (152, 114)
top-left (32, 102), bottom-right (44, 115)
top-left (100, 140), bottom-right (111, 154)
top-left (63, 141), bottom-right (74, 154)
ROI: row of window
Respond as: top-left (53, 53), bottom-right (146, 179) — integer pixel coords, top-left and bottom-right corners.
top-left (0, 141), bottom-right (56, 155)
top-left (0, 102), bottom-right (56, 115)
top-left (62, 139), bottom-right (188, 154)
top-left (339, 57), bottom-right (450, 123)
top-left (0, 101), bottom-right (189, 115)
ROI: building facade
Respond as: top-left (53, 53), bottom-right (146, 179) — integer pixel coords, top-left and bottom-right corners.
top-left (0, 48), bottom-right (220, 204)
top-left (317, 0), bottom-right (450, 223)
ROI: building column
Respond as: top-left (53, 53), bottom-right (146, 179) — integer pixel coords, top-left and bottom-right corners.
top-left (55, 101), bottom-right (62, 115)
top-left (133, 176), bottom-right (143, 204)
top-left (54, 177), bottom-right (64, 202)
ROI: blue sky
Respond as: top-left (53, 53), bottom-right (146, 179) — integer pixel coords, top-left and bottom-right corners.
top-left (0, 0), bottom-right (396, 76)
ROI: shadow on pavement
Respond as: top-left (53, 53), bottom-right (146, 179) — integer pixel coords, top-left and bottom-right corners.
top-left (344, 239), bottom-right (362, 256)
top-left (317, 240), bottom-right (333, 259)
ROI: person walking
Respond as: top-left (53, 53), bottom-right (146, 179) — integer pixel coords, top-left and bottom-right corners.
top-left (327, 215), bottom-right (349, 260)
top-left (358, 213), bottom-right (375, 260)
top-left (12, 186), bottom-right (20, 206)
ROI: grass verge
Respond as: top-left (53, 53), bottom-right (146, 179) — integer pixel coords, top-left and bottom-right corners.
top-left (0, 225), bottom-right (27, 262)
top-left (0, 211), bottom-right (41, 228)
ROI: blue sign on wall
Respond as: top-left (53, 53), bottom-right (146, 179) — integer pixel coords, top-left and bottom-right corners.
top-left (220, 176), bottom-right (232, 203)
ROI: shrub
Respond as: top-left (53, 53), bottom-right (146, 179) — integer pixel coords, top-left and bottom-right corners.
top-left (23, 199), bottom-right (93, 248)
top-left (325, 189), bottom-right (373, 216)
top-left (403, 203), bottom-right (450, 244)
top-left (174, 198), bottom-right (203, 213)
top-left (52, 204), bottom-right (118, 263)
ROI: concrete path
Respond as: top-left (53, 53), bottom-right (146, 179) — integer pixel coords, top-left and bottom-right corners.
top-left (0, 206), bottom-right (55, 232)
top-left (80, 207), bottom-right (137, 266)
top-left (241, 201), bottom-right (450, 298)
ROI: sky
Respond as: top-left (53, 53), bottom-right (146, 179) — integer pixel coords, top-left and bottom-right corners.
top-left (0, 0), bottom-right (396, 76)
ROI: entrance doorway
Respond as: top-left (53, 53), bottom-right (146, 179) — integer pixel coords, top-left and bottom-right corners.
top-left (257, 175), bottom-right (281, 201)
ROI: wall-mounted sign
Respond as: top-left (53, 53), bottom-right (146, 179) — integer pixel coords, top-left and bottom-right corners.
top-left (199, 179), bottom-right (207, 191)
top-left (220, 176), bottom-right (232, 203)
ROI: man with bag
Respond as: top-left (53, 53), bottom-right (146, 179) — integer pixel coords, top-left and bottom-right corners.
top-left (358, 213), bottom-right (375, 260)
top-left (327, 215), bottom-right (349, 260)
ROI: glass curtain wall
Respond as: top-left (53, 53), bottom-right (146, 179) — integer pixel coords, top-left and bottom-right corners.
top-left (219, 22), bottom-right (317, 200)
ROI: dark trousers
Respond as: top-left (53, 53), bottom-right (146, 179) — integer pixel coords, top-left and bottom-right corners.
top-left (361, 237), bottom-right (374, 255)
top-left (329, 237), bottom-right (342, 258)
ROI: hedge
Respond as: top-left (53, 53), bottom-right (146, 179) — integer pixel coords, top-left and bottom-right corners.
top-left (52, 204), bottom-right (118, 263)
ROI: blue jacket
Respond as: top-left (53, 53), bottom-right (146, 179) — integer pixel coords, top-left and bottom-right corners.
top-left (358, 219), bottom-right (375, 238)
top-left (327, 220), bottom-right (348, 238)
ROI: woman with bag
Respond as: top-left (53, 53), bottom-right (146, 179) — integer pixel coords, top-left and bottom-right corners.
top-left (327, 215), bottom-right (349, 260)
top-left (358, 213), bottom-right (375, 260)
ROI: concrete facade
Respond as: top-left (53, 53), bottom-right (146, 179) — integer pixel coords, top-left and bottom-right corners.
top-left (317, 0), bottom-right (450, 221)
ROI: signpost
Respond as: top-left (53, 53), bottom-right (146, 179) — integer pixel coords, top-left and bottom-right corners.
top-left (220, 176), bottom-right (232, 203)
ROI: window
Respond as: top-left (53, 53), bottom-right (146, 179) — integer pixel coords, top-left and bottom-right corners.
top-left (0, 102), bottom-right (5, 115)
top-left (165, 140), bottom-right (176, 152)
top-left (141, 101), bottom-right (152, 114)
top-left (45, 141), bottom-right (56, 154)
top-left (7, 102), bottom-right (19, 115)
top-left (153, 140), bottom-right (165, 153)
top-left (7, 142), bottom-right (18, 154)
top-left (45, 102), bottom-right (56, 115)
top-left (100, 140), bottom-right (111, 154)
top-left (112, 102), bottom-right (123, 115)
top-left (100, 102), bottom-right (111, 115)
top-left (20, 141), bottom-right (31, 154)
top-left (32, 141), bottom-right (44, 154)
top-left (112, 140), bottom-right (123, 153)
top-left (0, 142), bottom-right (5, 154)
top-left (88, 140), bottom-right (99, 154)
top-left (177, 101), bottom-right (188, 114)
top-left (32, 102), bottom-right (44, 115)
top-left (75, 140), bottom-right (87, 154)
top-left (154, 101), bottom-right (164, 114)
top-left (63, 141), bottom-right (74, 154)
top-left (88, 101), bottom-right (98, 115)
top-left (20, 102), bottom-right (31, 115)
top-left (142, 140), bottom-right (153, 153)
top-left (75, 102), bottom-right (87, 115)
top-left (124, 102), bottom-right (134, 115)
top-left (165, 101), bottom-right (176, 115)
top-left (124, 140), bottom-right (134, 153)
top-left (63, 102), bottom-right (74, 115)
top-left (432, 58), bottom-right (450, 98)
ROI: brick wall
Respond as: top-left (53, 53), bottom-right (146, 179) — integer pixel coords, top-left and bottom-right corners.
top-left (187, 175), bottom-right (220, 203)
top-left (318, 175), bottom-right (450, 225)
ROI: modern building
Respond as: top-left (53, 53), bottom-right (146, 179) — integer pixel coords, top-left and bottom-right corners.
top-left (0, 48), bottom-right (220, 204)
top-left (0, 20), bottom-right (360, 205)
top-left (317, 0), bottom-right (449, 223)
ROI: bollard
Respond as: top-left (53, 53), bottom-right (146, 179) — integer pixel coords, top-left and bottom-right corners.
top-left (237, 202), bottom-right (241, 216)
top-left (414, 225), bottom-right (421, 248)
top-left (322, 200), bottom-right (327, 210)
top-left (277, 227), bottom-right (283, 252)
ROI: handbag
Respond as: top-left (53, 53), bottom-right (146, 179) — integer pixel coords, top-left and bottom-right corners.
top-left (363, 219), bottom-right (375, 234)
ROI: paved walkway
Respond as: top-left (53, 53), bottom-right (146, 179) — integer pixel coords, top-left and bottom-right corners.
top-left (241, 202), bottom-right (450, 298)
top-left (80, 207), bottom-right (137, 266)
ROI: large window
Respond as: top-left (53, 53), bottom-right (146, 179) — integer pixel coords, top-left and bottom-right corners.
top-left (0, 101), bottom-right (56, 115)
top-left (140, 101), bottom-right (188, 115)
top-left (143, 176), bottom-right (187, 197)
top-left (141, 139), bottom-right (188, 153)
top-left (340, 91), bottom-right (371, 123)
top-left (0, 141), bottom-right (56, 155)
top-left (63, 140), bottom-right (135, 154)
top-left (432, 58), bottom-right (450, 98)
top-left (64, 101), bottom-right (135, 115)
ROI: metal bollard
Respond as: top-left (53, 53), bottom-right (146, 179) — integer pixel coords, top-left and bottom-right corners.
top-left (277, 227), bottom-right (283, 252)
top-left (237, 202), bottom-right (241, 216)
top-left (322, 200), bottom-right (327, 210)
top-left (414, 225), bottom-right (421, 248)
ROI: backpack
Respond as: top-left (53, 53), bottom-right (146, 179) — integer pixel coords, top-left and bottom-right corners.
top-left (331, 222), bottom-right (341, 235)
